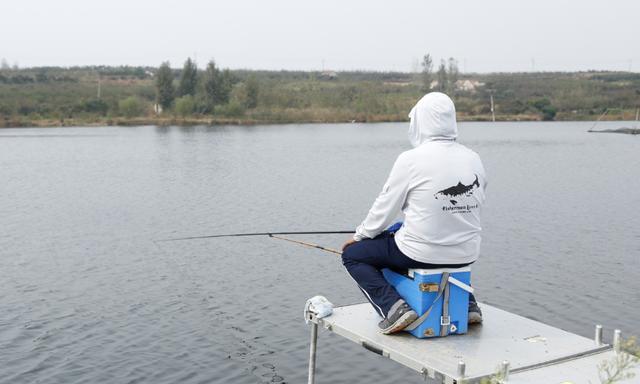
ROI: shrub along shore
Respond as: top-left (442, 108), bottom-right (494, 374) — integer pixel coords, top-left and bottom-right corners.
top-left (0, 62), bottom-right (639, 128)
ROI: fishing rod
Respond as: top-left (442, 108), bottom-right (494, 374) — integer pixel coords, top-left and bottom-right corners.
top-left (268, 234), bottom-right (342, 255)
top-left (158, 230), bottom-right (354, 242)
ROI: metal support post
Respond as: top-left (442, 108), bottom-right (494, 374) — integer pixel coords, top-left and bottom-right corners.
top-left (613, 329), bottom-right (622, 354)
top-left (501, 360), bottom-right (510, 381)
top-left (457, 360), bottom-right (466, 378)
top-left (595, 325), bottom-right (603, 345)
top-left (308, 322), bottom-right (319, 384)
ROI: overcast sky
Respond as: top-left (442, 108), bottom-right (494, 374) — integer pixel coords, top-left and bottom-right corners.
top-left (2, 0), bottom-right (639, 73)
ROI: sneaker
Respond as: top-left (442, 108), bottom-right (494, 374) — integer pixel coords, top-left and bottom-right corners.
top-left (468, 300), bottom-right (483, 324)
top-left (378, 300), bottom-right (418, 334)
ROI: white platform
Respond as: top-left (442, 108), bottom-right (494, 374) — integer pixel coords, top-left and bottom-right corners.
top-left (310, 302), bottom-right (637, 383)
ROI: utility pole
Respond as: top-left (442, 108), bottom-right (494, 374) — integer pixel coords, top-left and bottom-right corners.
top-left (97, 73), bottom-right (101, 99)
top-left (490, 92), bottom-right (496, 122)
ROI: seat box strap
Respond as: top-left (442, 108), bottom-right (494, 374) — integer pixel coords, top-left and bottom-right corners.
top-left (404, 272), bottom-right (450, 332)
top-left (440, 279), bottom-right (451, 336)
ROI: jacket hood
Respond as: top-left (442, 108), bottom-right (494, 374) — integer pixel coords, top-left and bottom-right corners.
top-left (408, 92), bottom-right (458, 147)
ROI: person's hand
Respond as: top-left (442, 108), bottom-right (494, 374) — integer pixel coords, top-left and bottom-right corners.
top-left (342, 238), bottom-right (357, 252)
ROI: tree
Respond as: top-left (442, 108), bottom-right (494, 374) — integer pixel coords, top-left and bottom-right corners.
top-left (420, 54), bottom-right (433, 93)
top-left (436, 60), bottom-right (448, 92)
top-left (244, 75), bottom-right (259, 108)
top-left (0, 58), bottom-right (9, 70)
top-left (219, 69), bottom-right (233, 104)
top-left (529, 97), bottom-right (557, 121)
top-left (155, 61), bottom-right (174, 110)
top-left (448, 58), bottom-right (459, 92)
top-left (203, 61), bottom-right (220, 110)
top-left (202, 60), bottom-right (233, 111)
top-left (177, 58), bottom-right (198, 97)
top-left (35, 71), bottom-right (48, 83)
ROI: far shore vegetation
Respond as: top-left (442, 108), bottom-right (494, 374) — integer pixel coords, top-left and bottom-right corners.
top-left (0, 56), bottom-right (639, 128)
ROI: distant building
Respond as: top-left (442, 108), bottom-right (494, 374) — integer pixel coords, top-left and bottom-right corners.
top-left (456, 79), bottom-right (484, 92)
top-left (319, 70), bottom-right (337, 80)
top-left (429, 79), bottom-right (485, 93)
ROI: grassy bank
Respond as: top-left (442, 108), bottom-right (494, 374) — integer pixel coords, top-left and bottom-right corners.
top-left (1, 66), bottom-right (639, 128)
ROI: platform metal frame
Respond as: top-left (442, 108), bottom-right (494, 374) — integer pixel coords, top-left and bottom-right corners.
top-left (306, 302), bottom-right (636, 383)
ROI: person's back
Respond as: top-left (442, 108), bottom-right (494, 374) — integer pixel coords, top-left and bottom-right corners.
top-left (394, 140), bottom-right (486, 265)
top-left (342, 92), bottom-right (486, 334)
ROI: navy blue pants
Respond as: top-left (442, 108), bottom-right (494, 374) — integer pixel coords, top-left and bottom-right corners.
top-left (342, 232), bottom-right (474, 318)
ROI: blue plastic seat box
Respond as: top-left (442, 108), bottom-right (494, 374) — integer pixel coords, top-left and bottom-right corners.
top-left (382, 267), bottom-right (471, 338)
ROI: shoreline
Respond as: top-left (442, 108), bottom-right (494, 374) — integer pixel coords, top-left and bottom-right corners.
top-left (0, 113), bottom-right (631, 128)
top-left (2, 68), bottom-right (638, 130)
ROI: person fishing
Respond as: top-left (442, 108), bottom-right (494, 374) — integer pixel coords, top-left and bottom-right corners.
top-left (341, 92), bottom-right (486, 334)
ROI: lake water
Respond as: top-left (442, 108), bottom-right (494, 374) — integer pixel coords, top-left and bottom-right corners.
top-left (1, 121), bottom-right (639, 383)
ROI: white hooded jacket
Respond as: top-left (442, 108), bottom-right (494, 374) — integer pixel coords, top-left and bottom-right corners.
top-left (354, 92), bottom-right (487, 264)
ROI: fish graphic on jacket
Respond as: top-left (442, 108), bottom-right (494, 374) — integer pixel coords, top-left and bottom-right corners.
top-left (434, 174), bottom-right (480, 202)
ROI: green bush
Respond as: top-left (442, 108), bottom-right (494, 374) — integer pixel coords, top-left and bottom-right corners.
top-left (0, 103), bottom-right (14, 116)
top-left (79, 98), bottom-right (109, 115)
top-left (541, 105), bottom-right (557, 121)
top-left (174, 95), bottom-right (196, 117)
top-left (529, 98), bottom-right (557, 121)
top-left (118, 96), bottom-right (144, 118)
top-left (214, 101), bottom-right (245, 117)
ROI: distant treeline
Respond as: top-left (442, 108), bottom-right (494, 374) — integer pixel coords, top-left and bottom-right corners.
top-left (0, 58), bottom-right (639, 127)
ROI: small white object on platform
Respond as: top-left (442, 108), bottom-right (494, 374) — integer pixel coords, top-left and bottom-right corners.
top-left (304, 296), bottom-right (334, 324)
